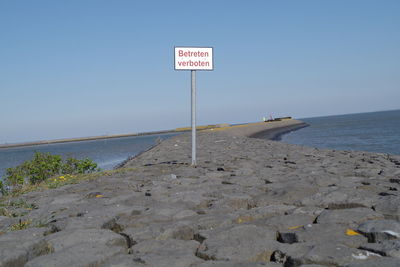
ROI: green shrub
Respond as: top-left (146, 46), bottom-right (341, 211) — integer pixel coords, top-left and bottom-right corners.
top-left (5, 152), bottom-right (99, 186)
top-left (62, 157), bottom-right (98, 175)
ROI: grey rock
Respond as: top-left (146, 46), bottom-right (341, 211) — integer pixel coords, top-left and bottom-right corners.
top-left (25, 242), bottom-right (126, 267)
top-left (374, 196), bottom-right (400, 220)
top-left (262, 214), bottom-right (316, 231)
top-left (50, 193), bottom-right (81, 204)
top-left (132, 239), bottom-right (203, 267)
top-left (289, 207), bottom-right (324, 217)
top-left (279, 223), bottom-right (367, 248)
top-left (300, 188), bottom-right (377, 209)
top-left (359, 239), bottom-right (400, 258)
top-left (285, 243), bottom-right (381, 267)
top-left (232, 204), bottom-right (297, 224)
top-left (122, 225), bottom-right (163, 243)
top-left (173, 209), bottom-right (198, 220)
top-left (358, 219), bottom-right (400, 242)
top-left (0, 228), bottom-right (50, 267)
top-left (100, 254), bottom-right (147, 266)
top-left (298, 265), bottom-right (327, 267)
top-left (194, 261), bottom-right (281, 266)
top-left (22, 228), bottom-right (128, 266)
top-left (45, 228), bottom-right (127, 251)
top-left (261, 184), bottom-right (320, 206)
top-left (214, 193), bottom-right (256, 210)
top-left (197, 224), bottom-right (279, 262)
top-left (196, 214), bottom-right (234, 230)
top-left (354, 167), bottom-right (384, 178)
top-left (156, 222), bottom-right (195, 240)
top-left (165, 190), bottom-right (212, 210)
top-left (343, 257), bottom-right (400, 267)
top-left (0, 216), bottom-right (17, 232)
top-left (316, 208), bottom-right (384, 227)
top-left (275, 243), bottom-right (312, 263)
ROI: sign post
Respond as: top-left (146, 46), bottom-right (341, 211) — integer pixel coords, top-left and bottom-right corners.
top-left (191, 70), bottom-right (196, 166)
top-left (174, 46), bottom-right (214, 166)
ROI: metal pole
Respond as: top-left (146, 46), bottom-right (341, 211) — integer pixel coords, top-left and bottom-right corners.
top-left (191, 70), bottom-right (196, 166)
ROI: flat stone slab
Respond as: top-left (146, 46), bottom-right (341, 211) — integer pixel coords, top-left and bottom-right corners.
top-left (197, 224), bottom-right (279, 262)
top-left (25, 243), bottom-right (126, 267)
top-left (131, 239), bottom-right (203, 267)
top-left (343, 257), bottom-right (400, 267)
top-left (285, 243), bottom-right (382, 266)
top-left (360, 240), bottom-right (400, 258)
top-left (261, 214), bottom-right (316, 231)
top-left (193, 261), bottom-right (281, 266)
top-left (316, 207), bottom-right (384, 227)
top-left (278, 223), bottom-right (367, 248)
top-left (0, 228), bottom-right (50, 267)
top-left (45, 228), bottom-right (127, 251)
top-left (357, 219), bottom-right (400, 242)
top-left (374, 196), bottom-right (400, 220)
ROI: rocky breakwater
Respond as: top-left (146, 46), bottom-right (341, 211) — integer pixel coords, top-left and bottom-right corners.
top-left (1, 120), bottom-right (400, 266)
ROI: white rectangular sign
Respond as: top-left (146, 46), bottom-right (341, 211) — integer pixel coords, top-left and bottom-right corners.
top-left (174, 47), bottom-right (213, 70)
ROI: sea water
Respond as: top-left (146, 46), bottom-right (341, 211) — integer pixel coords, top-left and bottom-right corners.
top-left (0, 132), bottom-right (178, 180)
top-left (281, 109), bottom-right (400, 155)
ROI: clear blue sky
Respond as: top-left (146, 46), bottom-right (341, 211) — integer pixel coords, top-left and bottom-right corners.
top-left (1, 0), bottom-right (399, 143)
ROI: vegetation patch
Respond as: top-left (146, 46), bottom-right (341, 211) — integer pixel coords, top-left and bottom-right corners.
top-left (9, 219), bottom-right (32, 231)
top-left (0, 198), bottom-right (38, 217)
top-left (4, 151), bottom-right (99, 187)
top-left (1, 167), bottom-right (137, 200)
top-left (0, 152), bottom-right (137, 233)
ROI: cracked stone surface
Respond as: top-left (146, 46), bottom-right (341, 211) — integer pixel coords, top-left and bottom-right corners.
top-left (1, 120), bottom-right (400, 266)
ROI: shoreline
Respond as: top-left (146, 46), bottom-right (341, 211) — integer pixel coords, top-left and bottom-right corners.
top-left (0, 130), bottom-right (177, 150)
top-left (1, 120), bottom-right (400, 266)
top-left (249, 123), bottom-right (309, 141)
top-left (0, 119), bottom-right (305, 150)
top-left (205, 119), bottom-right (307, 138)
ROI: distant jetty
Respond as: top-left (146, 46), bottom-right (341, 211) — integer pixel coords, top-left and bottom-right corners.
top-left (0, 130), bottom-right (176, 149)
top-left (0, 118), bottom-right (298, 149)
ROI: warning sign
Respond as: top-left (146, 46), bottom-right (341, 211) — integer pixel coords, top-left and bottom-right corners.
top-left (174, 47), bottom-right (213, 70)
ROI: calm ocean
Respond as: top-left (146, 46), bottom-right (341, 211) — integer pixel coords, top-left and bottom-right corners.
top-left (0, 133), bottom-right (178, 180)
top-left (281, 109), bottom-right (400, 155)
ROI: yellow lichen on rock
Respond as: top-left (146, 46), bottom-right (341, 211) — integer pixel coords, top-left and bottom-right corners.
top-left (346, 229), bottom-right (361, 236)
